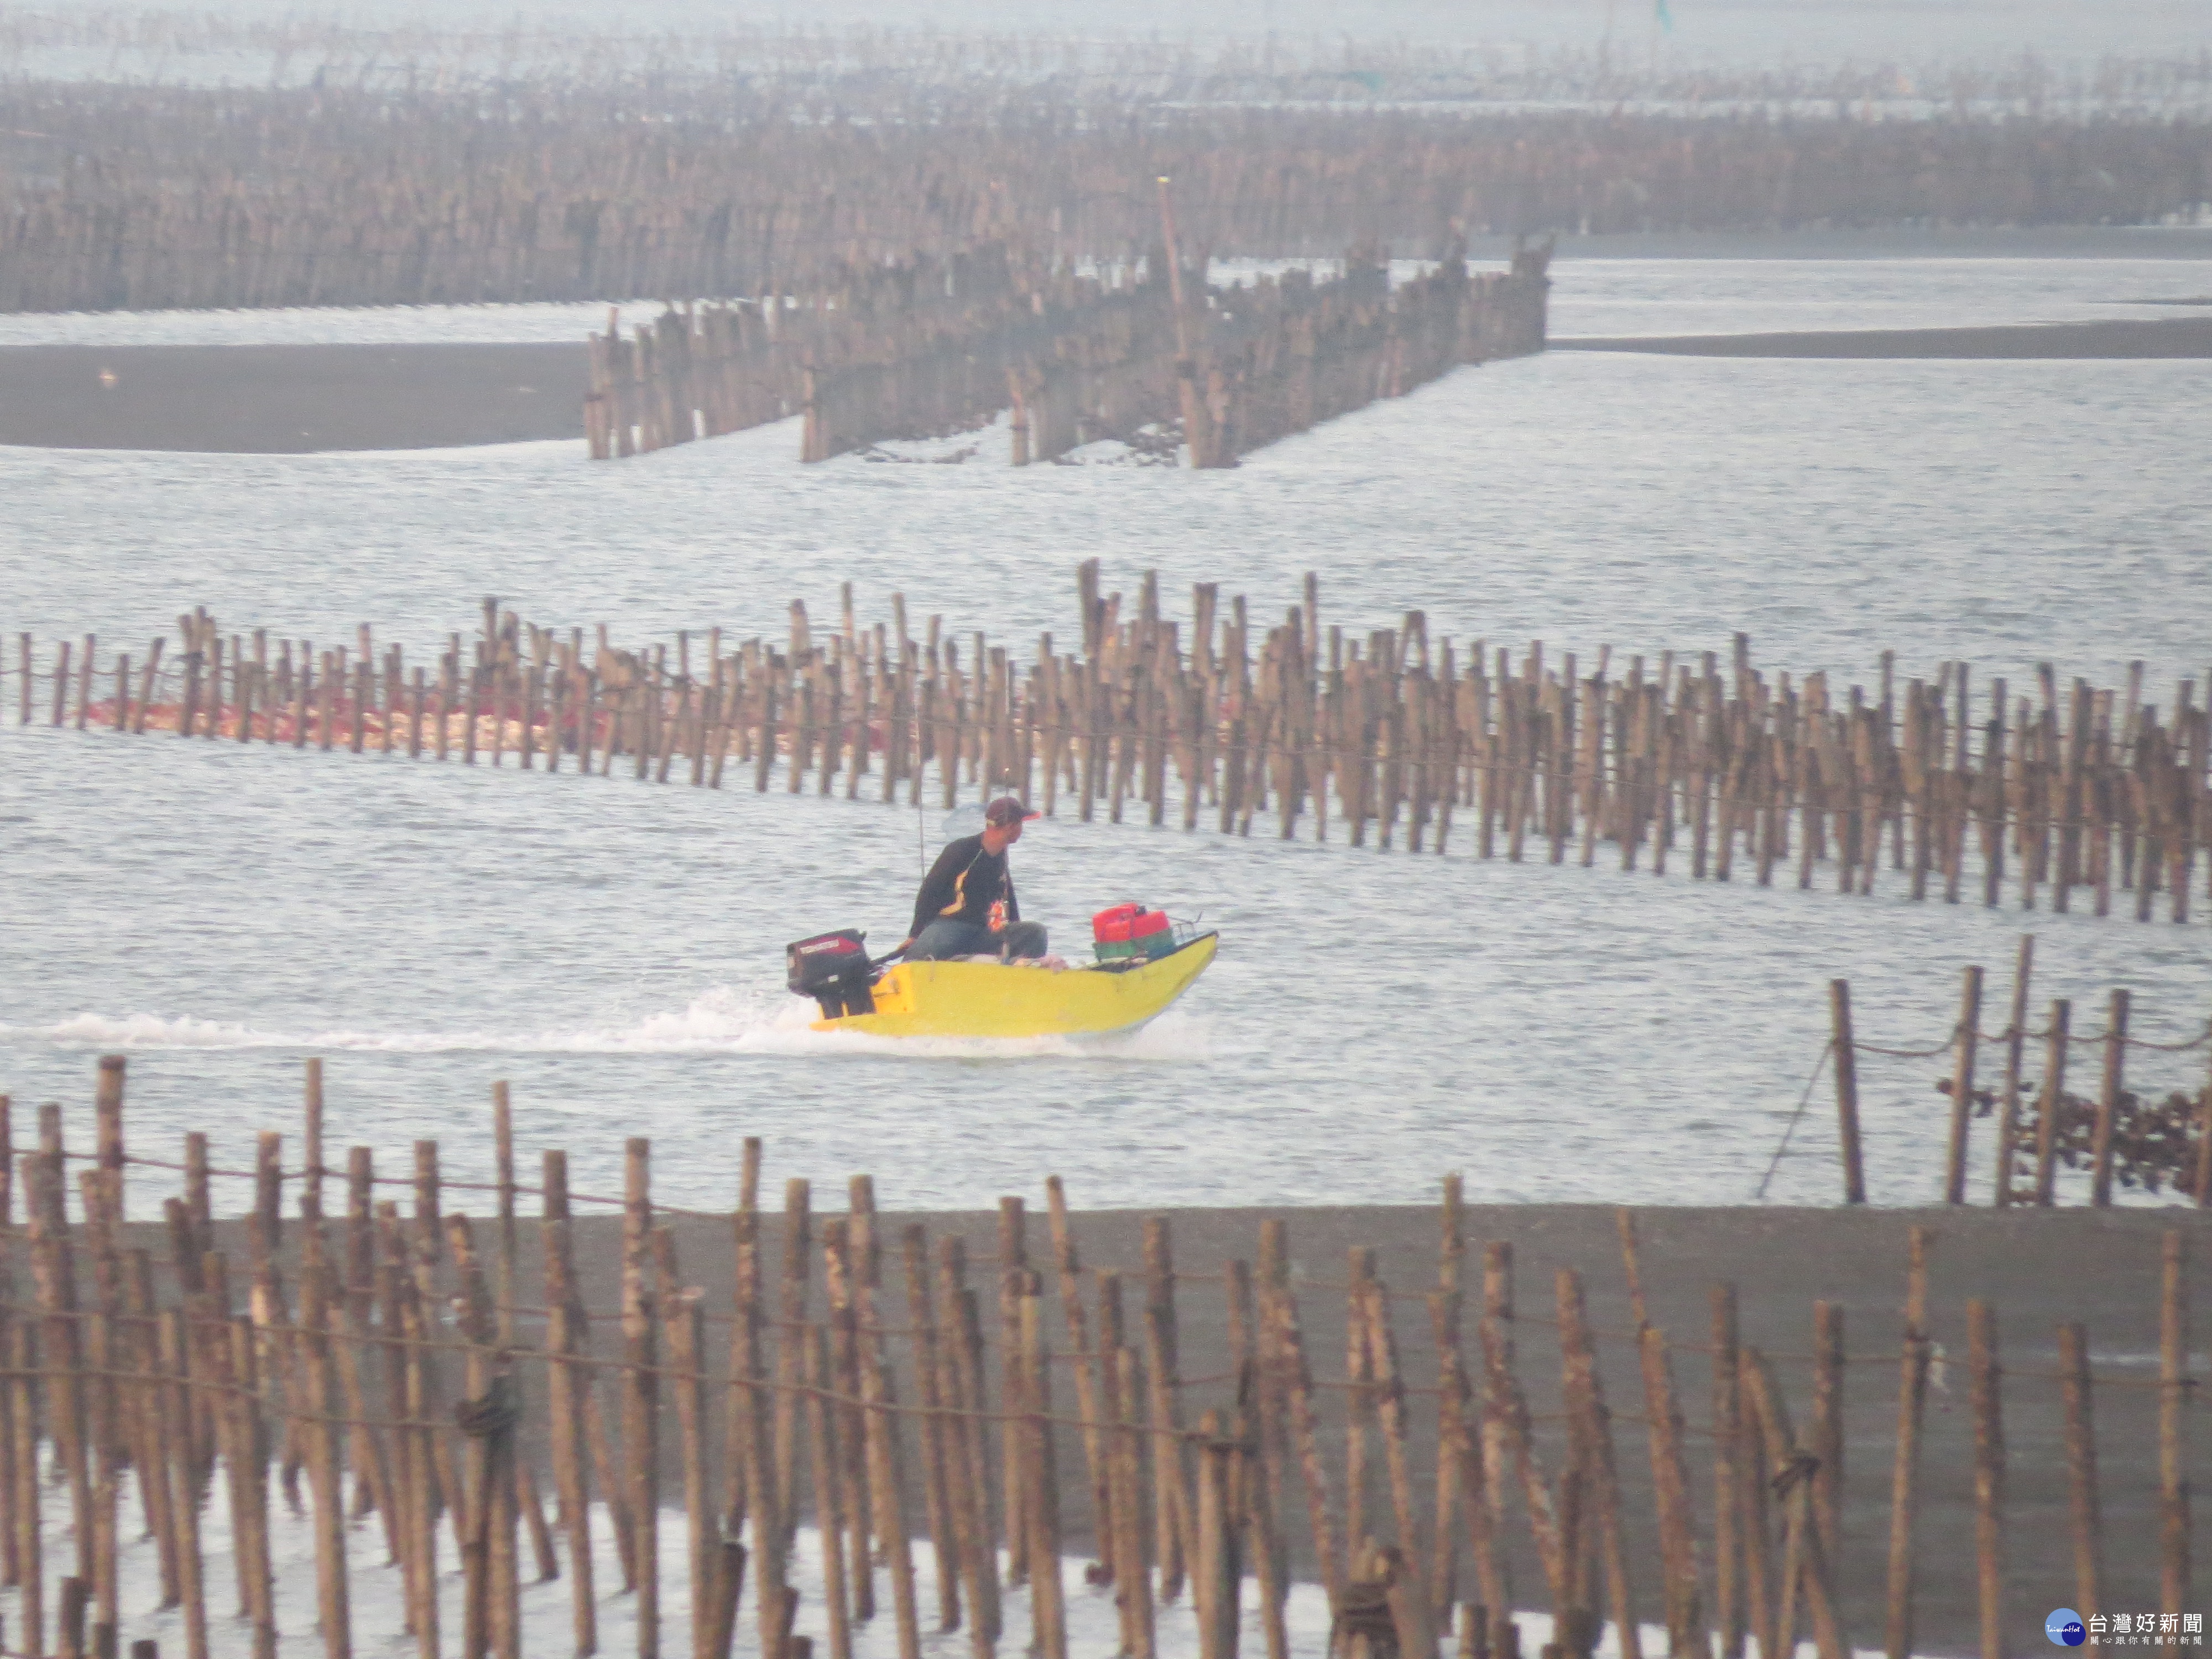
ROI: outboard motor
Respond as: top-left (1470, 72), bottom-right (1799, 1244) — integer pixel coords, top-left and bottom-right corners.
top-left (786, 928), bottom-right (877, 1019)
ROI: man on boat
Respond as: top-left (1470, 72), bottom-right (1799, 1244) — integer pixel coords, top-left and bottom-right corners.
top-left (904, 796), bottom-right (1048, 962)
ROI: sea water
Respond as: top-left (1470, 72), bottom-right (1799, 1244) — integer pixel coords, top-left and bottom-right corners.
top-left (3, 254), bottom-right (2209, 1216)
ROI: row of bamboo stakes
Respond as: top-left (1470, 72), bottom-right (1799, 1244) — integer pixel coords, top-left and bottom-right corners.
top-left (585, 238), bottom-right (1548, 467)
top-left (0, 1055), bottom-right (2199, 1659)
top-left (9, 562), bottom-right (2212, 927)
top-left (1824, 937), bottom-right (2212, 1207)
top-left (6, 77), bottom-right (2209, 314)
top-left (584, 242), bottom-right (1042, 462)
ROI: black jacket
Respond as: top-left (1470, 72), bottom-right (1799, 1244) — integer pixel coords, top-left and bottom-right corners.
top-left (910, 834), bottom-right (1019, 937)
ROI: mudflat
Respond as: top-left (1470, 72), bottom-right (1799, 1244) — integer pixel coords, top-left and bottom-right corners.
top-left (1560, 316), bottom-right (2212, 359)
top-left (7, 312), bottom-right (2208, 456)
top-left (0, 341), bottom-right (588, 452)
top-left (178, 1199), bottom-right (2203, 1656)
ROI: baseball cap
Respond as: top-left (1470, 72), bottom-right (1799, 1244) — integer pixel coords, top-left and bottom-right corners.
top-left (984, 796), bottom-right (1041, 827)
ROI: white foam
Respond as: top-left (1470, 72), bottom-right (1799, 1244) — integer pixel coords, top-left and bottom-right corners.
top-left (0, 988), bottom-right (1216, 1063)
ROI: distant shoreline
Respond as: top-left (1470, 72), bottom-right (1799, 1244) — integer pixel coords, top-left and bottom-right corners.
top-left (5, 260), bottom-right (2211, 455)
top-left (1524, 223), bottom-right (2212, 262)
top-left (1558, 315), bottom-right (2212, 359)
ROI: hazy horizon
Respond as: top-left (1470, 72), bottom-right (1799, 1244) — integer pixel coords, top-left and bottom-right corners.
top-left (6, 0), bottom-right (2205, 71)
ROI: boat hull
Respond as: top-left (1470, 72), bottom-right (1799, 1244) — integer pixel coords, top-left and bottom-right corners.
top-left (813, 932), bottom-right (1218, 1039)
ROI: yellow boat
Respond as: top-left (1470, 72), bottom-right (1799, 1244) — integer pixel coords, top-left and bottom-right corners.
top-left (812, 932), bottom-right (1218, 1039)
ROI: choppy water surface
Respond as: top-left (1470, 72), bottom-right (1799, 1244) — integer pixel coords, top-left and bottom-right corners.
top-left (3, 253), bottom-right (2209, 1215)
top-left (5, 719), bottom-right (2209, 1219)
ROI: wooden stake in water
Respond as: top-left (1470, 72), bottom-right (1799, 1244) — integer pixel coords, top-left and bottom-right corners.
top-left (1044, 1177), bottom-right (1113, 1581)
top-left (1968, 1301), bottom-right (2004, 1659)
top-left (936, 1237), bottom-right (1002, 1650)
top-left (1810, 1303), bottom-right (1844, 1561)
top-left (2058, 1322), bottom-right (2105, 1657)
top-left (1108, 1344), bottom-right (1156, 1659)
top-left (1829, 980), bottom-right (1866, 1203)
top-left (1884, 1228), bottom-right (1931, 1659)
top-left (1191, 1411), bottom-right (1239, 1659)
top-left (1017, 1270), bottom-right (1068, 1659)
top-left (665, 1281), bottom-right (715, 1659)
top-left (772, 1180), bottom-right (813, 1559)
top-left (1945, 964), bottom-right (1984, 1204)
top-left (623, 1140), bottom-right (661, 1659)
top-left (898, 1225), bottom-right (962, 1632)
top-left (541, 1152), bottom-right (599, 1656)
top-left (1556, 1269), bottom-right (1638, 1659)
top-left (2092, 989), bottom-right (2130, 1207)
top-left (1362, 1274), bottom-right (1436, 1657)
top-left (2034, 999), bottom-right (2072, 1206)
top-left (299, 1241), bottom-right (353, 1659)
top-left (11, 1321), bottom-right (43, 1658)
top-left (1144, 1217), bottom-right (1196, 1600)
top-left (1743, 1350), bottom-right (1846, 1659)
top-left (851, 1185), bottom-right (923, 1659)
top-left (805, 1328), bottom-right (855, 1659)
top-left (1636, 1324), bottom-right (1704, 1657)
top-left (1992, 935), bottom-right (2034, 1204)
top-left (1711, 1285), bottom-right (1744, 1659)
top-left (2161, 1232), bottom-right (2190, 1622)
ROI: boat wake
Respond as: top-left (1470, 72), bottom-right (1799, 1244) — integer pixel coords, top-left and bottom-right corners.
top-left (3, 986), bottom-right (1216, 1063)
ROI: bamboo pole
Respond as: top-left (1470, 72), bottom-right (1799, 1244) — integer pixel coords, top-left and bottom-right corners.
top-left (542, 1151), bottom-right (601, 1656)
top-left (666, 1281), bottom-right (716, 1659)
top-left (1361, 1274), bottom-right (1436, 1657)
top-left (12, 1321), bottom-right (44, 1659)
top-left (2092, 989), bottom-right (2130, 1207)
top-left (1829, 980), bottom-right (1866, 1203)
top-left (2034, 999), bottom-right (2073, 1206)
top-left (1992, 933), bottom-right (2034, 1204)
top-left (851, 1184), bottom-right (924, 1659)
top-left (624, 1139), bottom-right (662, 1659)
top-left (937, 1237), bottom-right (1002, 1650)
top-left (1109, 1344), bottom-right (1156, 1659)
top-left (228, 1315), bottom-right (280, 1659)
top-left (1432, 1175), bottom-right (1468, 1613)
top-left (1044, 1176), bottom-right (1113, 1582)
top-left (1884, 1227), bottom-right (1931, 1659)
top-left (823, 1219), bottom-right (874, 1626)
top-left (389, 1236), bottom-right (440, 1659)
top-left (29, 1136), bottom-right (93, 1589)
top-left (2058, 1322), bottom-right (2104, 1659)
top-left (1711, 1285), bottom-right (1744, 1659)
top-left (773, 1180), bottom-right (812, 1561)
top-left (1968, 1300), bottom-right (2004, 1659)
top-left (1344, 1246), bottom-right (1375, 1577)
top-left (1945, 963), bottom-right (1985, 1204)
top-left (1479, 1284), bottom-right (1566, 1629)
top-left (1018, 1268), bottom-right (1069, 1659)
top-left (721, 1136), bottom-right (763, 1540)
top-left (898, 1225), bottom-right (962, 1632)
top-left (1742, 1349), bottom-right (1847, 1659)
top-left (1636, 1323), bottom-right (1704, 1658)
top-left (1142, 1216), bottom-right (1192, 1600)
top-left (1810, 1302), bottom-right (1844, 1563)
top-left (1192, 1410), bottom-right (1239, 1659)
top-left (1556, 1269), bottom-right (1638, 1659)
top-left (2161, 1232), bottom-right (2190, 1623)
top-left (1258, 1220), bottom-right (1339, 1602)
top-left (792, 1328), bottom-right (848, 1659)
top-left (299, 1244), bottom-right (353, 1659)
